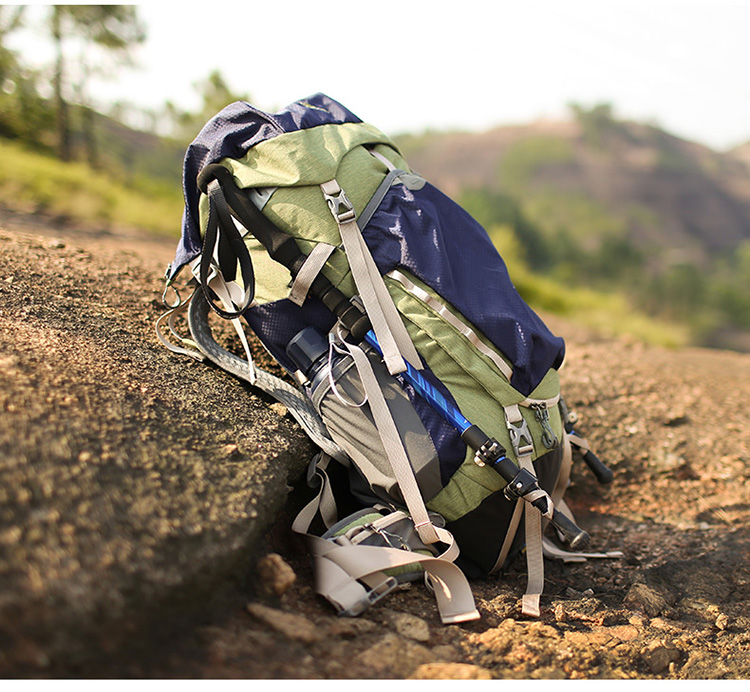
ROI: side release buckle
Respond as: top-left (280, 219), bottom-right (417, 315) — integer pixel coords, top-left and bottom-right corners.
top-left (339, 576), bottom-right (399, 618)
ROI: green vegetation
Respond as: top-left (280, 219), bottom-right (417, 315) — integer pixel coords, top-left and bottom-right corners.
top-left (460, 184), bottom-right (750, 352)
top-left (498, 135), bottom-right (575, 190)
top-left (0, 6), bottom-right (240, 237)
top-left (0, 138), bottom-right (183, 235)
top-left (486, 224), bottom-right (689, 348)
top-left (568, 102), bottom-right (630, 148)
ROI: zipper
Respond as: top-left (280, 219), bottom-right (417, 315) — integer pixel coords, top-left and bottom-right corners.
top-left (530, 402), bottom-right (558, 449)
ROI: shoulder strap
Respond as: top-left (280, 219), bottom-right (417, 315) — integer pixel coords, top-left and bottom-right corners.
top-left (186, 289), bottom-right (347, 461)
top-left (321, 179), bottom-right (422, 376)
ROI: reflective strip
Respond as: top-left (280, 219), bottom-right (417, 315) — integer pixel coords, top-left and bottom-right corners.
top-left (387, 269), bottom-right (514, 382)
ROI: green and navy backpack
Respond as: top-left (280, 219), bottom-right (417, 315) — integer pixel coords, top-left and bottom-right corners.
top-left (157, 94), bottom-right (620, 624)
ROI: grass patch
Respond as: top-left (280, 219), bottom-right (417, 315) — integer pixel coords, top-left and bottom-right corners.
top-left (0, 138), bottom-right (183, 236)
top-left (488, 224), bottom-right (689, 348)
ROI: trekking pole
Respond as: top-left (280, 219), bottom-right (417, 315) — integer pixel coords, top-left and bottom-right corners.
top-left (363, 331), bottom-right (590, 550)
top-left (559, 398), bottom-right (613, 485)
top-left (196, 165), bottom-right (590, 549)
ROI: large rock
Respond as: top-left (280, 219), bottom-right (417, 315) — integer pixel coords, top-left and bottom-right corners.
top-left (0, 227), bottom-right (313, 675)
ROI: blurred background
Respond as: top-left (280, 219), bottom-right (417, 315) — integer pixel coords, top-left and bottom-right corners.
top-left (1, 1), bottom-right (749, 352)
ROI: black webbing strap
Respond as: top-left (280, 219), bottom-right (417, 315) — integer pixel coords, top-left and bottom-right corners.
top-left (196, 164), bottom-right (370, 339)
top-left (198, 177), bottom-right (255, 320)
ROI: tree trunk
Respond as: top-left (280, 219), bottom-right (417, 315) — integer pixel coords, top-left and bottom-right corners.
top-left (52, 6), bottom-right (71, 161)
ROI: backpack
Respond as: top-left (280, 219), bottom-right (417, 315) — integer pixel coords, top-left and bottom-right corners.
top-left (157, 93), bottom-right (621, 624)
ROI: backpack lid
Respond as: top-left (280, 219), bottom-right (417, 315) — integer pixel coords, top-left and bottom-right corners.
top-left (170, 93), bottom-right (363, 281)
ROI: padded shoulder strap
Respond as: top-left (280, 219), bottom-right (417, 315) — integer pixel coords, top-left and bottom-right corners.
top-left (187, 289), bottom-right (347, 461)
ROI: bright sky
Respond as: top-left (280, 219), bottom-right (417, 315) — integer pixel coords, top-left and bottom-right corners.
top-left (8, 1), bottom-right (750, 151)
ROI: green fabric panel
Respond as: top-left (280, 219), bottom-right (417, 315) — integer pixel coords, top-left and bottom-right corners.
top-left (196, 122), bottom-right (410, 306)
top-left (222, 122), bottom-right (398, 188)
top-left (213, 129), bottom-right (410, 306)
top-left (260, 144), bottom-right (401, 240)
top-left (385, 275), bottom-right (521, 408)
top-left (247, 238), bottom-right (292, 304)
top-left (380, 273), bottom-right (563, 521)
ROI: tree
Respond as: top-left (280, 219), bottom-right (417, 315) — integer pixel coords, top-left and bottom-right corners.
top-left (568, 102), bottom-right (621, 148)
top-left (165, 70), bottom-right (250, 142)
top-left (0, 5), bottom-right (24, 83)
top-left (48, 5), bottom-right (146, 162)
top-left (0, 6), bottom-right (54, 145)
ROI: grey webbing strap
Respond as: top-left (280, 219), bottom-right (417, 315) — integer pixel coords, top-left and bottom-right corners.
top-left (308, 537), bottom-right (480, 624)
top-left (341, 339), bottom-right (442, 546)
top-left (358, 168), bottom-right (405, 229)
top-left (321, 179), bottom-right (422, 376)
top-left (553, 430), bottom-right (574, 506)
top-left (292, 455), bottom-right (339, 535)
top-left (504, 404), bottom-right (546, 617)
top-left (155, 291), bottom-right (205, 362)
top-left (292, 457), bottom-right (478, 623)
top-left (568, 432), bottom-right (591, 453)
top-left (288, 242), bottom-right (337, 306)
top-left (358, 150), bottom-right (426, 230)
top-left (542, 535), bottom-right (625, 563)
top-left (490, 498), bottom-right (524, 574)
top-left (521, 456), bottom-right (545, 618)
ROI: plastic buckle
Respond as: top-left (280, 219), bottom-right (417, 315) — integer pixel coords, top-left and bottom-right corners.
top-left (339, 576), bottom-right (399, 618)
top-left (323, 185), bottom-right (357, 224)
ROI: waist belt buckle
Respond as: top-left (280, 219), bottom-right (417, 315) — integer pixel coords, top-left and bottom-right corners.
top-left (339, 576), bottom-right (399, 618)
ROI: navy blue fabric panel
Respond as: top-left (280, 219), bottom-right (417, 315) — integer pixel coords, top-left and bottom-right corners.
top-left (273, 95), bottom-right (363, 132)
top-left (172, 94), bottom-right (363, 279)
top-left (244, 297), bottom-right (337, 375)
top-left (362, 182), bottom-right (565, 394)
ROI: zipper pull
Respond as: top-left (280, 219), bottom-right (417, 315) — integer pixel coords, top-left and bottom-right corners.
top-left (531, 403), bottom-right (558, 449)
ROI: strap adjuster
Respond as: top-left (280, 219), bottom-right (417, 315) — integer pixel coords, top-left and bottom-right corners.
top-left (339, 576), bottom-right (399, 617)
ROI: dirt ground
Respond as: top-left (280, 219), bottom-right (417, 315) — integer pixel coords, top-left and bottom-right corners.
top-left (2, 210), bottom-right (749, 680)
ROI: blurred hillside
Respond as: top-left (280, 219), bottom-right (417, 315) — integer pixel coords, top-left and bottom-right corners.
top-left (397, 106), bottom-right (750, 261)
top-left (396, 104), bottom-right (750, 352)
